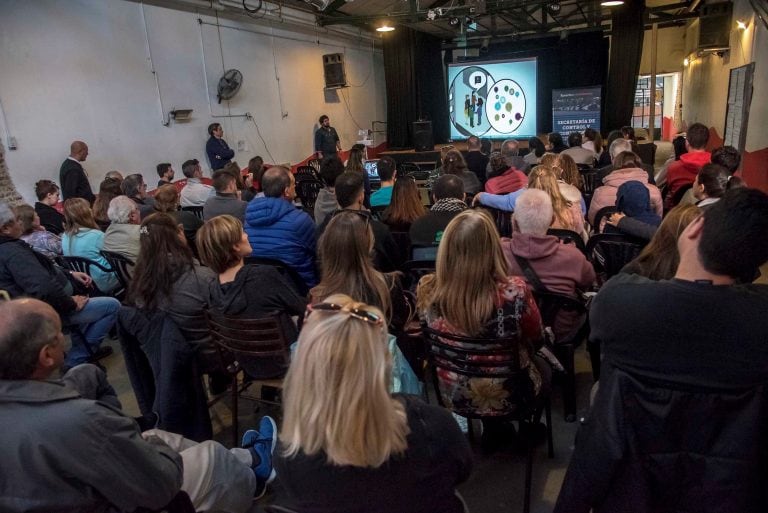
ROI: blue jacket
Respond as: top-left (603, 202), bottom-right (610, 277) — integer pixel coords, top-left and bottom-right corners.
top-left (245, 197), bottom-right (318, 288)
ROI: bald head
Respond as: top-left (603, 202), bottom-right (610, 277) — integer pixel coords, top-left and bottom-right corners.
top-left (70, 141), bottom-right (89, 162)
top-left (0, 298), bottom-right (64, 380)
top-left (262, 166), bottom-right (294, 199)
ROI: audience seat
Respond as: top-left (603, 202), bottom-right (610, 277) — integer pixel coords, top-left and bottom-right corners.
top-left (243, 256), bottom-right (308, 296)
top-left (295, 178), bottom-right (324, 218)
top-left (591, 206), bottom-right (618, 234)
top-left (58, 255), bottom-right (124, 300)
top-left (180, 206), bottom-right (204, 220)
top-left (579, 171), bottom-right (598, 212)
top-left (100, 250), bottom-right (135, 295)
top-left (546, 228), bottom-right (587, 255)
top-left (205, 309), bottom-right (291, 446)
top-left (479, 206), bottom-right (513, 238)
top-left (422, 325), bottom-right (554, 513)
top-left (586, 233), bottom-right (645, 286)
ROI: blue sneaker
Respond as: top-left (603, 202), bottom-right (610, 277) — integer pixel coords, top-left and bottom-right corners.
top-left (241, 415), bottom-right (278, 492)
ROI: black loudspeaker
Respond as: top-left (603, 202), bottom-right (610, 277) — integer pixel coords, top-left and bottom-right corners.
top-left (323, 53), bottom-right (347, 88)
top-left (412, 121), bottom-right (434, 151)
top-left (698, 1), bottom-right (732, 51)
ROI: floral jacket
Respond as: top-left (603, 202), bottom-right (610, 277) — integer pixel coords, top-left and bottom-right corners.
top-left (421, 276), bottom-right (544, 417)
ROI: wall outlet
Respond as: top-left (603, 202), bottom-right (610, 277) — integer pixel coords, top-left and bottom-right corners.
top-left (8, 136), bottom-right (17, 150)
top-left (237, 140), bottom-right (246, 152)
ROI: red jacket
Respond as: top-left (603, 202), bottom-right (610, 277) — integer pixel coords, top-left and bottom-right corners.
top-left (485, 167), bottom-right (528, 194)
top-left (666, 151), bottom-right (711, 206)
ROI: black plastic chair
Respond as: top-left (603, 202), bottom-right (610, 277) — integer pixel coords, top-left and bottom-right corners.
top-left (546, 228), bottom-right (587, 255)
top-left (58, 255), bottom-right (124, 299)
top-left (398, 162), bottom-right (421, 175)
top-left (576, 163), bottom-right (594, 173)
top-left (479, 206), bottom-right (513, 237)
top-left (295, 165), bottom-right (320, 181)
top-left (295, 178), bottom-right (324, 216)
top-left (306, 158), bottom-right (321, 172)
top-left (180, 206), bottom-right (204, 220)
top-left (592, 205), bottom-right (618, 234)
top-left (243, 256), bottom-right (309, 296)
top-left (401, 259), bottom-right (436, 292)
top-left (586, 233), bottom-right (645, 285)
top-left (422, 325), bottom-right (554, 513)
top-left (580, 171), bottom-right (598, 212)
top-left (533, 291), bottom-right (589, 422)
top-left (206, 310), bottom-right (291, 447)
top-left (669, 182), bottom-right (694, 209)
top-left (369, 205), bottom-right (387, 221)
top-left (100, 250), bottom-right (135, 294)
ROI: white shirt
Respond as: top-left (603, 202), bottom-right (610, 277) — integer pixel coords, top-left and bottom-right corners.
top-left (180, 178), bottom-right (215, 207)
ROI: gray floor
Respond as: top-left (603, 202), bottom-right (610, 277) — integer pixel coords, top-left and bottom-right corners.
top-left (102, 337), bottom-right (596, 513)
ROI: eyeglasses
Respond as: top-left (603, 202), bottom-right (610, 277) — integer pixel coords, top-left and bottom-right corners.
top-left (307, 302), bottom-right (384, 326)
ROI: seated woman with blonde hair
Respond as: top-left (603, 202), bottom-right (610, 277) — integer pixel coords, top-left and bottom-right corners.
top-left (312, 210), bottom-right (411, 335)
top-left (528, 166), bottom-right (587, 239)
top-left (274, 293), bottom-right (472, 513)
top-left (196, 215), bottom-right (307, 378)
top-left (417, 209), bottom-right (551, 448)
top-left (61, 198), bottom-right (119, 293)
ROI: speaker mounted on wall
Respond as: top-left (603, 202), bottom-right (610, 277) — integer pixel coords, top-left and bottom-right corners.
top-left (412, 121), bottom-right (434, 152)
top-left (323, 53), bottom-right (347, 89)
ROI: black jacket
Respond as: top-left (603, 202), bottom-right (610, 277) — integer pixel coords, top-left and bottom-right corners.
top-left (117, 306), bottom-right (212, 442)
top-left (59, 158), bottom-right (95, 203)
top-left (34, 202), bottom-right (65, 235)
top-left (0, 235), bottom-right (76, 314)
top-left (555, 363), bottom-right (768, 513)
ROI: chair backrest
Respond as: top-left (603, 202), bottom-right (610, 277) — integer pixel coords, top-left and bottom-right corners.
top-left (580, 171), bottom-right (598, 195)
top-left (369, 204), bottom-right (387, 220)
top-left (389, 230), bottom-right (411, 266)
top-left (671, 182), bottom-right (694, 207)
top-left (592, 205), bottom-right (618, 234)
top-left (398, 162), bottom-right (421, 175)
top-left (635, 142), bottom-right (657, 166)
top-left (546, 228), bottom-right (587, 255)
top-left (411, 245), bottom-right (438, 261)
top-left (295, 165), bottom-right (320, 181)
top-left (401, 259), bottom-right (436, 292)
top-left (576, 163), bottom-right (594, 173)
top-left (479, 206), bottom-right (513, 237)
top-left (100, 250), bottom-right (135, 291)
top-left (58, 255), bottom-right (122, 297)
top-left (422, 325), bottom-right (530, 418)
top-left (586, 233), bottom-right (645, 280)
top-left (205, 309), bottom-right (291, 377)
top-left (533, 291), bottom-right (588, 346)
top-left (180, 206), bottom-right (204, 220)
top-left (295, 178), bottom-right (324, 213)
top-left (306, 158), bottom-right (321, 172)
top-left (243, 256), bottom-right (309, 296)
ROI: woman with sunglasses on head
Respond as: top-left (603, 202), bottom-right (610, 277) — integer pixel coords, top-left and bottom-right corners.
top-left (416, 209), bottom-right (551, 449)
top-left (275, 294), bottom-right (472, 513)
top-left (197, 215), bottom-right (307, 378)
top-left (312, 210), bottom-right (412, 335)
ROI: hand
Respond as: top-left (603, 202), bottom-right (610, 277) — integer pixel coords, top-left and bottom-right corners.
top-left (606, 212), bottom-right (626, 226)
top-left (72, 295), bottom-right (89, 311)
top-left (472, 193), bottom-right (484, 206)
top-left (71, 272), bottom-right (93, 288)
top-left (317, 151), bottom-right (323, 159)
top-left (244, 174), bottom-right (253, 189)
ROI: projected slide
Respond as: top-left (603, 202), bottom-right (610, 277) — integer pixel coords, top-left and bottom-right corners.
top-left (447, 58), bottom-right (537, 140)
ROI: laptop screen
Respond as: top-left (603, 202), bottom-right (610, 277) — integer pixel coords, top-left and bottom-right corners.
top-left (363, 160), bottom-right (380, 180)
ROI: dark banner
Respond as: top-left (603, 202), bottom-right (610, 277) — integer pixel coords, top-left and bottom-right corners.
top-left (552, 86), bottom-right (602, 135)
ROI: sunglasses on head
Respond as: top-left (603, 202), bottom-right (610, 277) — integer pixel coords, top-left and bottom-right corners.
top-left (307, 302), bottom-right (384, 327)
top-left (332, 209), bottom-right (372, 228)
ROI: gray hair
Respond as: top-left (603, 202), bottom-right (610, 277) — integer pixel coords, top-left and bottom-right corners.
top-left (107, 195), bottom-right (137, 224)
top-left (0, 299), bottom-right (60, 380)
top-left (121, 174), bottom-right (145, 198)
top-left (501, 139), bottom-right (519, 156)
top-left (513, 189), bottom-right (553, 236)
top-left (609, 139), bottom-right (633, 161)
top-left (0, 202), bottom-right (15, 227)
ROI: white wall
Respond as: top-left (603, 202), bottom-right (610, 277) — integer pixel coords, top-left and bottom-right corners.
top-left (0, 0), bottom-right (386, 204)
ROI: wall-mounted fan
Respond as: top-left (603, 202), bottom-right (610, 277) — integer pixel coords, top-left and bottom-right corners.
top-left (217, 69), bottom-right (243, 104)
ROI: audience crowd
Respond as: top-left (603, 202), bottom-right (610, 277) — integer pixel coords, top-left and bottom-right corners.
top-left (1, 127), bottom-right (767, 513)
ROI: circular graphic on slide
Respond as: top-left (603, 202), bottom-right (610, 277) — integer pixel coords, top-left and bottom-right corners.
top-left (448, 66), bottom-right (494, 137)
top-left (485, 79), bottom-right (526, 133)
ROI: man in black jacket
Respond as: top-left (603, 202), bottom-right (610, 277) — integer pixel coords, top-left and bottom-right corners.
top-left (206, 123), bottom-right (235, 171)
top-left (555, 188), bottom-right (768, 513)
top-left (59, 140), bottom-right (95, 203)
top-left (0, 201), bottom-right (118, 367)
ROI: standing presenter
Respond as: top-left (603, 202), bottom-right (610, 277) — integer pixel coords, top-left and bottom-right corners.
top-left (314, 115), bottom-right (341, 159)
top-left (206, 123), bottom-right (235, 171)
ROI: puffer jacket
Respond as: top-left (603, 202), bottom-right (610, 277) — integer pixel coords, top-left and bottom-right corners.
top-left (244, 197), bottom-right (317, 288)
top-left (588, 168), bottom-right (662, 225)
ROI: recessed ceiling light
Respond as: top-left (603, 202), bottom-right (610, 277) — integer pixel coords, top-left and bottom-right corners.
top-left (601, 0), bottom-right (625, 6)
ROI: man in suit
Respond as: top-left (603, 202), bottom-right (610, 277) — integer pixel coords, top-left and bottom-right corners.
top-left (59, 140), bottom-right (95, 203)
top-left (206, 123), bottom-right (235, 171)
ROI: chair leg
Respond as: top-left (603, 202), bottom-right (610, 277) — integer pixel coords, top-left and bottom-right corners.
top-left (231, 372), bottom-right (239, 447)
top-left (545, 400), bottom-right (554, 458)
top-left (555, 344), bottom-right (577, 422)
top-left (523, 439), bottom-right (533, 513)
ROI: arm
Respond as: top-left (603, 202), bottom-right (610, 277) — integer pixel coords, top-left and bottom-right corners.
top-left (475, 189), bottom-right (524, 212)
top-left (6, 247), bottom-right (76, 313)
top-left (60, 165), bottom-right (80, 201)
top-left (76, 170), bottom-right (95, 204)
top-left (314, 129), bottom-right (322, 153)
top-left (219, 139), bottom-right (235, 160)
top-left (614, 215), bottom-right (657, 241)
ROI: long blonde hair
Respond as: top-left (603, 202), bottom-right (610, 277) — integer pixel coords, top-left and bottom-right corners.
top-left (528, 166), bottom-right (574, 229)
top-left (553, 153), bottom-right (582, 189)
top-left (417, 209), bottom-right (508, 335)
top-left (312, 211), bottom-right (393, 320)
top-left (281, 294), bottom-right (409, 467)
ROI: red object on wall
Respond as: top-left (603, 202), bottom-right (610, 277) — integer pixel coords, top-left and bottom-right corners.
top-left (662, 117), bottom-right (673, 141)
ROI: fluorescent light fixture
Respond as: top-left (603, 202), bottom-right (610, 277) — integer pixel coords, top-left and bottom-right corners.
top-left (376, 22), bottom-right (395, 32)
top-left (736, 20), bottom-right (747, 30)
top-left (601, 0), bottom-right (625, 6)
